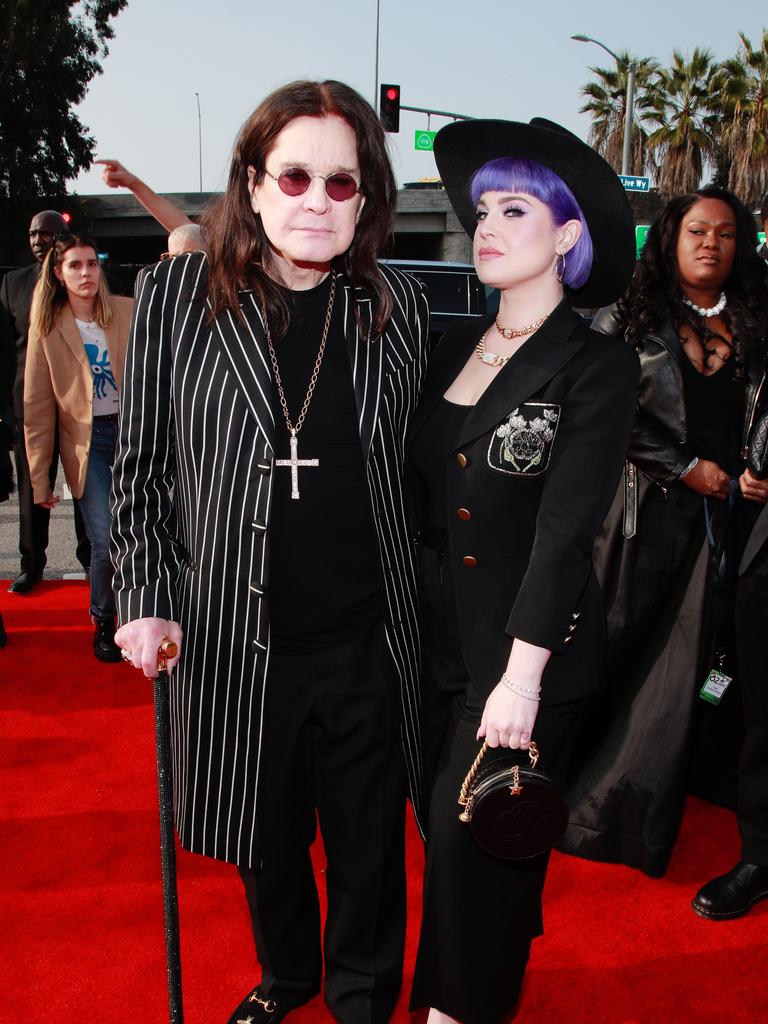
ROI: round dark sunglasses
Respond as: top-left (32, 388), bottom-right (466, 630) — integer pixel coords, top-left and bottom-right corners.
top-left (265, 167), bottom-right (362, 202)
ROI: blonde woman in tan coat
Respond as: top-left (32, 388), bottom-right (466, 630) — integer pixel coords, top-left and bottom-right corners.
top-left (25, 234), bottom-right (132, 661)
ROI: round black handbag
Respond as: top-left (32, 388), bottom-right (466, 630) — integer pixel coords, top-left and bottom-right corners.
top-left (457, 742), bottom-right (569, 860)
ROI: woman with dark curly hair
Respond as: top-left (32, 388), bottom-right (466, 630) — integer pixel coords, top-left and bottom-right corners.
top-left (561, 186), bottom-right (768, 878)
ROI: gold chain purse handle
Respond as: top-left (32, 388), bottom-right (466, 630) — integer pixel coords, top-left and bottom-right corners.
top-left (457, 741), bottom-right (540, 822)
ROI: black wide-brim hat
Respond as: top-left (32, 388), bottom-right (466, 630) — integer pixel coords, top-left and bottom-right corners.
top-left (434, 118), bottom-right (636, 308)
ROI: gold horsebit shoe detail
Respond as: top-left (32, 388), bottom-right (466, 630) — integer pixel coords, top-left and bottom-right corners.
top-left (237, 990), bottom-right (278, 1020)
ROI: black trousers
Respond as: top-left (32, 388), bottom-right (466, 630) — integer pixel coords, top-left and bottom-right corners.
top-left (13, 427), bottom-right (90, 575)
top-left (238, 620), bottom-right (406, 1024)
top-left (736, 539), bottom-right (768, 865)
top-left (411, 546), bottom-right (580, 1024)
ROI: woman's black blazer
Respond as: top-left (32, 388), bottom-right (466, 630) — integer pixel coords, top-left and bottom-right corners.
top-left (409, 299), bottom-right (640, 706)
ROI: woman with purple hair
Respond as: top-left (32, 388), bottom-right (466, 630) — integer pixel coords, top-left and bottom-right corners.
top-left (407, 119), bottom-right (640, 1023)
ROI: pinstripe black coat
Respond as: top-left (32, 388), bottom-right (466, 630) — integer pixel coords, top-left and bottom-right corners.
top-left (111, 252), bottom-right (429, 867)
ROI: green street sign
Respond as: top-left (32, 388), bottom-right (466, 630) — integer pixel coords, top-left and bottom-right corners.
top-left (620, 174), bottom-right (651, 192)
top-left (414, 130), bottom-right (437, 152)
top-left (635, 224), bottom-right (650, 258)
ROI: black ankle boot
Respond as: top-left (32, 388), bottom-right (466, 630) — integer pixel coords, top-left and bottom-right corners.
top-left (93, 617), bottom-right (121, 663)
top-left (692, 861), bottom-right (768, 920)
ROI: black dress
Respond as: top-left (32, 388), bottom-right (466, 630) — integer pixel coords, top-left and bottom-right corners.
top-left (562, 351), bottom-right (749, 876)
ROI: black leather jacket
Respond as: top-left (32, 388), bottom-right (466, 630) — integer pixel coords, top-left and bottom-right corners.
top-left (592, 305), bottom-right (766, 535)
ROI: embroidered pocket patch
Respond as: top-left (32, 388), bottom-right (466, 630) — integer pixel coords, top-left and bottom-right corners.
top-left (488, 403), bottom-right (561, 476)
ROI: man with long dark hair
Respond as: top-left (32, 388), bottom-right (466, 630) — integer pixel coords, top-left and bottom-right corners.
top-left (112, 81), bottom-right (428, 1023)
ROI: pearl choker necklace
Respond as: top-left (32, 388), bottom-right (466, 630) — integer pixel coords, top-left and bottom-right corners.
top-left (682, 292), bottom-right (727, 318)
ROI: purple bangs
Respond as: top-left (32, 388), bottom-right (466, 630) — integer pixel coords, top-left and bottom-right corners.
top-left (470, 157), bottom-right (593, 290)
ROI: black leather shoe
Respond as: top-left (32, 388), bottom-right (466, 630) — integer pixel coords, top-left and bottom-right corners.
top-left (93, 617), bottom-right (122, 663)
top-left (8, 571), bottom-right (42, 594)
top-left (692, 861), bottom-right (768, 920)
top-left (226, 987), bottom-right (287, 1023)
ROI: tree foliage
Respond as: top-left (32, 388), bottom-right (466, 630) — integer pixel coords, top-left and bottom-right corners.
top-left (645, 49), bottom-right (719, 197)
top-left (717, 30), bottom-right (768, 205)
top-left (579, 28), bottom-right (768, 205)
top-left (0, 0), bottom-right (126, 257)
top-left (579, 54), bottom-right (661, 177)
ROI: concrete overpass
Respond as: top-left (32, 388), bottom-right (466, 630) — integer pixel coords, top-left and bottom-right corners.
top-left (75, 187), bottom-right (475, 267)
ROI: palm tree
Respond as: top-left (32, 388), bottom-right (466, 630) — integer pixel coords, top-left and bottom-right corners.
top-left (717, 29), bottom-right (768, 204)
top-left (645, 49), bottom-right (719, 197)
top-left (579, 54), bottom-right (661, 176)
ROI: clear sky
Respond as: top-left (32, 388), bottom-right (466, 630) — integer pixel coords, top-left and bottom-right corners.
top-left (71, 0), bottom-right (765, 197)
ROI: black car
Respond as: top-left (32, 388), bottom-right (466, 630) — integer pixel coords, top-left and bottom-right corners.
top-left (380, 259), bottom-right (497, 348)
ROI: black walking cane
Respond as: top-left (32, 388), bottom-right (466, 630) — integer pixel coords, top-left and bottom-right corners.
top-left (153, 637), bottom-right (184, 1024)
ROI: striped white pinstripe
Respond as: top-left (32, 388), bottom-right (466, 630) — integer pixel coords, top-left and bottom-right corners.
top-left (112, 252), bottom-right (429, 866)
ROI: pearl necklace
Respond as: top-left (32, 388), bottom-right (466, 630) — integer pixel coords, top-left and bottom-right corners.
top-left (682, 292), bottom-right (727, 318)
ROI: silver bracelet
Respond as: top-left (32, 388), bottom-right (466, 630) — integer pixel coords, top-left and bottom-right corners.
top-left (501, 674), bottom-right (542, 701)
top-left (681, 456), bottom-right (699, 478)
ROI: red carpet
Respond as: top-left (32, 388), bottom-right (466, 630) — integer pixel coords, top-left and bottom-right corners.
top-left (2, 581), bottom-right (767, 1023)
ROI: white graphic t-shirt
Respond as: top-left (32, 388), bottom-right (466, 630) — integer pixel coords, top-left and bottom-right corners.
top-left (75, 318), bottom-right (119, 416)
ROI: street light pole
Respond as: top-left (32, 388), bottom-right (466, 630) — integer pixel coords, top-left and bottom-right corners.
top-left (571, 34), bottom-right (636, 176)
top-left (373, 0), bottom-right (381, 106)
top-left (195, 92), bottom-right (202, 193)
top-left (622, 62), bottom-right (637, 177)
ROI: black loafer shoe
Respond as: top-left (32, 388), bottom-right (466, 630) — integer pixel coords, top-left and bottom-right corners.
top-left (692, 861), bottom-right (768, 920)
top-left (226, 987), bottom-right (286, 1023)
top-left (93, 617), bottom-right (122, 663)
top-left (8, 571), bottom-right (42, 594)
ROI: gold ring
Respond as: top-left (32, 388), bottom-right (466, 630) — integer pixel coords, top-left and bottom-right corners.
top-left (159, 636), bottom-right (178, 659)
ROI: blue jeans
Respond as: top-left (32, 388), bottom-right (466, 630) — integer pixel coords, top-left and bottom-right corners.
top-left (75, 417), bottom-right (117, 620)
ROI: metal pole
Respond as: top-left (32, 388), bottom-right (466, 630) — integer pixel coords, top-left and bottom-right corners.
top-left (373, 0), bottom-right (380, 106)
top-left (621, 62), bottom-right (637, 176)
top-left (572, 35), bottom-right (635, 174)
top-left (195, 93), bottom-right (202, 193)
top-left (400, 104), bottom-right (473, 120)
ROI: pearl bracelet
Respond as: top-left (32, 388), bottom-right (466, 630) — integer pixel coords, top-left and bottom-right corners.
top-left (501, 674), bottom-right (542, 701)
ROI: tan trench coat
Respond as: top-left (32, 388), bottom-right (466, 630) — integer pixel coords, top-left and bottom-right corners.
top-left (24, 297), bottom-right (133, 502)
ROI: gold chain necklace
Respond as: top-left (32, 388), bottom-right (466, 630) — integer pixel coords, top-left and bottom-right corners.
top-left (476, 314), bottom-right (548, 368)
top-left (263, 274), bottom-right (336, 500)
top-left (475, 328), bottom-right (514, 367)
top-left (495, 314), bottom-right (547, 339)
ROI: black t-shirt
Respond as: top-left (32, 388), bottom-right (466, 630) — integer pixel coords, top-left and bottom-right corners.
top-left (268, 275), bottom-right (382, 653)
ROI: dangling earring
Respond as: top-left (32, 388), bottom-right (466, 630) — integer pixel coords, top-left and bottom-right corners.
top-left (555, 251), bottom-right (566, 284)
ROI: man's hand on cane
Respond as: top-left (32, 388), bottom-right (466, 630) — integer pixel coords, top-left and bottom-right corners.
top-left (116, 617), bottom-right (183, 678)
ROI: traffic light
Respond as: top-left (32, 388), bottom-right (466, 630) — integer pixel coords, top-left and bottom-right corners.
top-left (379, 84), bottom-right (401, 133)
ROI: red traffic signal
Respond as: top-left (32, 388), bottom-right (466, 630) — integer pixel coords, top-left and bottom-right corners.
top-left (379, 83), bottom-right (401, 133)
